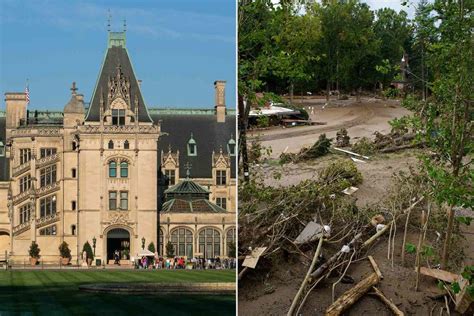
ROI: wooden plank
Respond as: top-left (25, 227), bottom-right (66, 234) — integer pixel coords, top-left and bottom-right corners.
top-left (368, 256), bottom-right (383, 280)
top-left (242, 247), bottom-right (267, 269)
top-left (418, 267), bottom-right (459, 283)
top-left (371, 287), bottom-right (404, 316)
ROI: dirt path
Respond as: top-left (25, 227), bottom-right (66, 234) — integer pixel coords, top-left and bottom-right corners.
top-left (250, 97), bottom-right (411, 158)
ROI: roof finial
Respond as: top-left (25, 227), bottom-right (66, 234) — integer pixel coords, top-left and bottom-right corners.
top-left (185, 162), bottom-right (192, 179)
top-left (123, 18), bottom-right (127, 32)
top-left (107, 9), bottom-right (111, 32)
top-left (71, 82), bottom-right (77, 95)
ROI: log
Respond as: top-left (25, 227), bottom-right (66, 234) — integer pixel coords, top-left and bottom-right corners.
top-left (368, 256), bottom-right (383, 280)
top-left (287, 236), bottom-right (324, 316)
top-left (379, 143), bottom-right (422, 153)
top-left (325, 273), bottom-right (380, 316)
top-left (375, 133), bottom-right (415, 149)
top-left (371, 287), bottom-right (404, 316)
top-left (333, 147), bottom-right (370, 160)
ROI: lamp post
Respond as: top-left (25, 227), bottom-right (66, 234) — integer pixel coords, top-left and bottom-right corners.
top-left (92, 236), bottom-right (96, 256)
top-left (141, 237), bottom-right (145, 250)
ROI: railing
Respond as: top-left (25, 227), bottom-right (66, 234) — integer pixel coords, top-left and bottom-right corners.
top-left (13, 222), bottom-right (30, 235)
top-left (12, 190), bottom-right (31, 205)
top-left (36, 153), bottom-right (59, 168)
top-left (78, 125), bottom-right (160, 134)
top-left (36, 212), bottom-right (59, 228)
top-left (36, 181), bottom-right (60, 197)
top-left (12, 160), bottom-right (31, 177)
top-left (11, 127), bottom-right (61, 138)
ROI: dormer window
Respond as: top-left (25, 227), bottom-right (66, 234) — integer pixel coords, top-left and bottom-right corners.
top-left (187, 134), bottom-right (197, 156)
top-left (112, 109), bottom-right (125, 126)
top-left (0, 141), bottom-right (5, 157)
top-left (227, 138), bottom-right (236, 156)
top-left (108, 140), bottom-right (114, 149)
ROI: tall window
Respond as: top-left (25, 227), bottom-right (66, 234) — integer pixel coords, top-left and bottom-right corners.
top-left (71, 201), bottom-right (76, 211)
top-left (0, 141), bottom-right (5, 157)
top-left (39, 195), bottom-right (56, 218)
top-left (159, 228), bottom-right (164, 255)
top-left (120, 162), bottom-right (128, 178)
top-left (39, 225), bottom-right (56, 236)
top-left (165, 169), bottom-right (176, 185)
top-left (120, 191), bottom-right (128, 210)
top-left (71, 225), bottom-right (76, 236)
top-left (109, 161), bottom-right (117, 177)
top-left (72, 168), bottom-right (77, 178)
top-left (124, 140), bottom-right (130, 149)
top-left (109, 191), bottom-right (117, 210)
top-left (40, 165), bottom-right (57, 187)
top-left (171, 228), bottom-right (193, 257)
top-left (216, 170), bottom-right (226, 186)
top-left (199, 228), bottom-right (221, 258)
top-left (226, 228), bottom-right (236, 257)
top-left (216, 197), bottom-right (226, 210)
top-left (19, 148), bottom-right (31, 165)
top-left (108, 140), bottom-right (114, 149)
top-left (40, 148), bottom-right (57, 158)
top-left (112, 109), bottom-right (126, 126)
top-left (19, 204), bottom-right (32, 224)
top-left (19, 174), bottom-right (31, 193)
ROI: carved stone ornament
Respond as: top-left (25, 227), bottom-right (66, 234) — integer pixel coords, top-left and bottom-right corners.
top-left (108, 64), bottom-right (131, 104)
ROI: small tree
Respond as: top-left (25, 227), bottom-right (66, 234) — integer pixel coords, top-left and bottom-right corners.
top-left (82, 241), bottom-right (94, 261)
top-left (228, 241), bottom-right (236, 258)
top-left (58, 241), bottom-right (71, 259)
top-left (147, 242), bottom-right (156, 253)
top-left (165, 241), bottom-right (175, 258)
top-left (29, 241), bottom-right (40, 259)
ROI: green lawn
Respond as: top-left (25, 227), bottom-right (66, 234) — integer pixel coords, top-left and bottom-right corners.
top-left (0, 270), bottom-right (236, 315)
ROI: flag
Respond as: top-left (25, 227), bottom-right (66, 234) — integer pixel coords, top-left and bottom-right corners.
top-left (25, 82), bottom-right (30, 105)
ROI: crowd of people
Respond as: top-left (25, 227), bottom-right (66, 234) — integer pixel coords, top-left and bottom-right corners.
top-left (133, 255), bottom-right (236, 270)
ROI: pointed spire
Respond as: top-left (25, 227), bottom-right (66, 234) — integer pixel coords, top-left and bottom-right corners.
top-left (107, 9), bottom-right (111, 32)
top-left (123, 19), bottom-right (127, 32)
top-left (185, 162), bottom-right (192, 179)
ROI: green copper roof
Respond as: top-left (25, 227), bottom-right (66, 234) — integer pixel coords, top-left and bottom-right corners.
top-left (108, 31), bottom-right (126, 48)
top-left (164, 179), bottom-right (209, 195)
top-left (161, 198), bottom-right (226, 213)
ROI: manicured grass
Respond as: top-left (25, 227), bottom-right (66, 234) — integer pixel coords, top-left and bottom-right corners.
top-left (0, 270), bottom-right (236, 315)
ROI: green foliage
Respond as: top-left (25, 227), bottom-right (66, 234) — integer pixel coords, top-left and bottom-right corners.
top-left (421, 245), bottom-right (434, 258)
top-left (148, 242), bottom-right (156, 253)
top-left (405, 243), bottom-right (416, 254)
top-left (456, 216), bottom-right (472, 226)
top-left (280, 133), bottom-right (332, 163)
top-left (165, 241), bottom-right (175, 258)
top-left (82, 241), bottom-right (94, 261)
top-left (28, 241), bottom-right (40, 259)
top-left (319, 159), bottom-right (363, 188)
top-left (351, 137), bottom-right (375, 156)
top-left (228, 241), bottom-right (236, 258)
top-left (58, 241), bottom-right (71, 259)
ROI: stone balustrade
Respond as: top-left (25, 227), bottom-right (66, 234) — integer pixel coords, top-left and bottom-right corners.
top-left (36, 153), bottom-right (60, 168)
top-left (36, 212), bottom-right (59, 228)
top-left (36, 181), bottom-right (61, 197)
top-left (13, 222), bottom-right (30, 235)
top-left (12, 161), bottom-right (31, 177)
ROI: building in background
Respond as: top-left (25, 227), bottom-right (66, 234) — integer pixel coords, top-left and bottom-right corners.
top-left (0, 29), bottom-right (236, 264)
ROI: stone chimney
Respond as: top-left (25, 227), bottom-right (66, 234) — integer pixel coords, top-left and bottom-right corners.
top-left (5, 92), bottom-right (28, 138)
top-left (214, 80), bottom-right (226, 123)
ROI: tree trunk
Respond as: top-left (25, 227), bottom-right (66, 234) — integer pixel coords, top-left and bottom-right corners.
top-left (289, 82), bottom-right (294, 105)
top-left (441, 205), bottom-right (454, 269)
top-left (238, 94), bottom-right (250, 183)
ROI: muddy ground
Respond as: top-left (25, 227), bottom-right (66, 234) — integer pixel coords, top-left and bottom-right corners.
top-left (240, 98), bottom-right (473, 315)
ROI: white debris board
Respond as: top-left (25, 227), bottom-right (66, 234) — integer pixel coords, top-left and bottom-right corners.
top-left (242, 247), bottom-right (267, 269)
top-left (294, 221), bottom-right (323, 244)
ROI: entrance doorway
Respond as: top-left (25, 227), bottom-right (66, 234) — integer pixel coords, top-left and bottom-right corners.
top-left (106, 228), bottom-right (130, 262)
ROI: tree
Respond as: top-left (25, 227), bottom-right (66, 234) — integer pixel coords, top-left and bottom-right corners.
top-left (147, 242), bottom-right (156, 253)
top-left (58, 241), bottom-right (71, 259)
top-left (29, 241), bottom-right (40, 259)
top-left (165, 241), bottom-right (175, 258)
top-left (82, 241), bottom-right (94, 261)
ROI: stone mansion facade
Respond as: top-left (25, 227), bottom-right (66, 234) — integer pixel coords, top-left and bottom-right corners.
top-left (0, 30), bottom-right (236, 264)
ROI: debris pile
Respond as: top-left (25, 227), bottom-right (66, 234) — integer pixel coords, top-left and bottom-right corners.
top-left (279, 133), bottom-right (332, 163)
top-left (336, 128), bottom-right (350, 147)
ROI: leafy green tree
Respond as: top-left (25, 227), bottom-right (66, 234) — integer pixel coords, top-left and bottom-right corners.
top-left (147, 242), bottom-right (156, 253)
top-left (82, 241), bottom-right (94, 261)
top-left (29, 241), bottom-right (40, 259)
top-left (165, 241), bottom-right (175, 258)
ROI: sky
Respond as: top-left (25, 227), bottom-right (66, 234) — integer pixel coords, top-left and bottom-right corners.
top-left (0, 0), bottom-right (236, 110)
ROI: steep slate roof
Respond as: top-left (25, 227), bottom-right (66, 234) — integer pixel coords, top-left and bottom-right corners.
top-left (0, 117), bottom-right (9, 181)
top-left (153, 113), bottom-right (236, 179)
top-left (161, 198), bottom-right (226, 213)
top-left (165, 179), bottom-right (209, 195)
top-left (85, 32), bottom-right (152, 122)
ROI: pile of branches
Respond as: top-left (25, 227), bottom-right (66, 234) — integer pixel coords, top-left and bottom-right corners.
top-left (238, 159), bottom-right (363, 258)
top-left (279, 134), bottom-right (332, 164)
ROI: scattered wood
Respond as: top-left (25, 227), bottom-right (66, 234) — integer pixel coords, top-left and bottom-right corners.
top-left (342, 186), bottom-right (359, 195)
top-left (379, 143), bottom-right (423, 153)
top-left (370, 287), bottom-right (404, 316)
top-left (333, 147), bottom-right (370, 160)
top-left (287, 236), bottom-right (324, 316)
top-left (418, 267), bottom-right (459, 283)
top-left (351, 157), bottom-right (367, 163)
top-left (242, 247), bottom-right (267, 269)
top-left (325, 273), bottom-right (380, 316)
top-left (374, 133), bottom-right (416, 149)
top-left (368, 256), bottom-right (383, 280)
top-left (455, 276), bottom-right (474, 314)
top-left (294, 221), bottom-right (324, 244)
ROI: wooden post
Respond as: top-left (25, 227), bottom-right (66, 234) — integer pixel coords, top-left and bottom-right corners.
top-left (415, 210), bottom-right (425, 291)
top-left (441, 205), bottom-right (454, 270)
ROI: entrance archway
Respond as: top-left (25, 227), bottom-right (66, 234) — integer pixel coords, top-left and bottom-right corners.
top-left (106, 228), bottom-right (130, 262)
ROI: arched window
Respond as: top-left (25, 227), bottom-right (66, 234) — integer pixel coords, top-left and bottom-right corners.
top-left (187, 134), bottom-right (197, 156)
top-left (124, 140), bottom-right (130, 149)
top-left (226, 228), bottom-right (236, 257)
top-left (171, 228), bottom-right (193, 258)
top-left (227, 138), bottom-right (236, 156)
top-left (71, 225), bottom-right (76, 236)
top-left (120, 161), bottom-right (128, 178)
top-left (199, 228), bottom-right (221, 258)
top-left (109, 161), bottom-right (117, 177)
top-left (159, 228), bottom-right (164, 256)
top-left (108, 140), bottom-right (114, 149)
